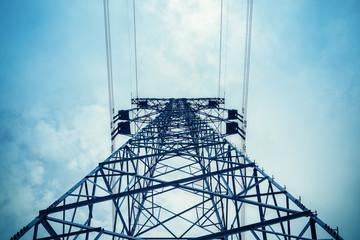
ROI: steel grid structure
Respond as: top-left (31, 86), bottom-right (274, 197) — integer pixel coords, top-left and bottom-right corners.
top-left (13, 98), bottom-right (342, 240)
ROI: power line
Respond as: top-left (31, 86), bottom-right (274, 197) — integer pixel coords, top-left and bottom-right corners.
top-left (127, 0), bottom-right (133, 103)
top-left (241, 0), bottom-right (254, 152)
top-left (133, 0), bottom-right (139, 99)
top-left (103, 0), bottom-right (115, 153)
top-left (218, 0), bottom-right (224, 99)
top-left (239, 1), bottom-right (254, 232)
top-left (223, 0), bottom-right (230, 104)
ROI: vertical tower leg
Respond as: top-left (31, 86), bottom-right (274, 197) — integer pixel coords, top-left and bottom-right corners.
top-left (310, 218), bottom-right (317, 239)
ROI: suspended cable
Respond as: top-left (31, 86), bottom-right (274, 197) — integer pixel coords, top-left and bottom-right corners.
top-left (127, 0), bottom-right (133, 102)
top-left (103, 0), bottom-right (115, 153)
top-left (218, 0), bottom-right (224, 99)
top-left (241, 0), bottom-right (254, 152)
top-left (223, 0), bottom-right (230, 105)
top-left (239, 1), bottom-right (254, 233)
top-left (133, 0), bottom-right (139, 99)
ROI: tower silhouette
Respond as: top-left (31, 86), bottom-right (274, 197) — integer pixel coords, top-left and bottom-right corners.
top-left (12, 98), bottom-right (342, 240)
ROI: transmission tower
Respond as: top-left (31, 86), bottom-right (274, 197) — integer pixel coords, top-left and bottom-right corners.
top-left (12, 98), bottom-right (342, 240)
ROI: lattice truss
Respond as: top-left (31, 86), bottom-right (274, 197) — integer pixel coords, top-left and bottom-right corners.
top-left (13, 98), bottom-right (342, 240)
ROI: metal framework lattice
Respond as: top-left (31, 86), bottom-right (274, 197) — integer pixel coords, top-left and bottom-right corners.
top-left (13, 98), bottom-right (342, 240)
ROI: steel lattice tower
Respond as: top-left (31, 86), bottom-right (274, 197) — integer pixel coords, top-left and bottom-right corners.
top-left (13, 98), bottom-right (342, 240)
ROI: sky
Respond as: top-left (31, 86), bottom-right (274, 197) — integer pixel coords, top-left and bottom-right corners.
top-left (0, 0), bottom-right (359, 239)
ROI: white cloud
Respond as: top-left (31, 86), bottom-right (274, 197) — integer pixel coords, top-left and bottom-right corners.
top-left (27, 161), bottom-right (44, 185)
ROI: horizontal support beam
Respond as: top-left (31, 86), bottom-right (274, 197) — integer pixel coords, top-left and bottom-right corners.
top-left (40, 164), bottom-right (253, 215)
top-left (194, 211), bottom-right (312, 240)
top-left (37, 228), bottom-right (102, 240)
top-left (46, 217), bottom-right (144, 240)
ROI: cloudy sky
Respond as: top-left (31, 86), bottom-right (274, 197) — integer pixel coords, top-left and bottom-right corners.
top-left (1, 0), bottom-right (359, 239)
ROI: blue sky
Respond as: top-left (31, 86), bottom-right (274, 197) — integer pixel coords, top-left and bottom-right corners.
top-left (0, 0), bottom-right (359, 239)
